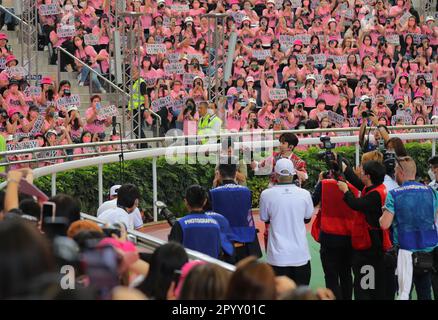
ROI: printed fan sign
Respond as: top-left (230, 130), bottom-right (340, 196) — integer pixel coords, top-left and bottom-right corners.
top-left (151, 96), bottom-right (172, 112)
top-left (6, 66), bottom-right (26, 78)
top-left (30, 117), bottom-right (44, 135)
top-left (39, 4), bottom-right (61, 16)
top-left (146, 44), bottom-right (167, 55)
top-left (252, 50), bottom-right (271, 60)
top-left (269, 89), bottom-right (287, 100)
top-left (23, 86), bottom-right (42, 97)
top-left (84, 34), bottom-right (99, 46)
top-left (187, 54), bottom-right (204, 64)
top-left (57, 95), bottom-right (80, 108)
top-left (164, 63), bottom-right (184, 75)
top-left (170, 4), bottom-right (190, 12)
top-left (7, 140), bottom-right (38, 151)
top-left (386, 33), bottom-right (400, 45)
top-left (57, 25), bottom-right (76, 38)
top-left (399, 12), bottom-right (412, 26)
top-left (312, 54), bottom-right (327, 66)
top-left (327, 111), bottom-right (345, 127)
top-left (97, 105), bottom-right (119, 121)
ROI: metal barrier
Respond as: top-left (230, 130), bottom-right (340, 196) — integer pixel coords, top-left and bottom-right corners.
top-left (80, 213), bottom-right (236, 272)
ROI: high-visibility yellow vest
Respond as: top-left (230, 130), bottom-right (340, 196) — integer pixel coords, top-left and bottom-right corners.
top-left (128, 78), bottom-right (146, 111)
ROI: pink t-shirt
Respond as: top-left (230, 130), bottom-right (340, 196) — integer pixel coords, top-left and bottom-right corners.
top-left (84, 107), bottom-right (106, 134)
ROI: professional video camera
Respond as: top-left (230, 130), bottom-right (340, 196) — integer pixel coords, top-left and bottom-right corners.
top-left (156, 201), bottom-right (177, 227)
top-left (318, 136), bottom-right (345, 180)
top-left (377, 138), bottom-right (396, 177)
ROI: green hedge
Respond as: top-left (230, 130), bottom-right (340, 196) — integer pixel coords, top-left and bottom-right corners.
top-left (34, 142), bottom-right (435, 216)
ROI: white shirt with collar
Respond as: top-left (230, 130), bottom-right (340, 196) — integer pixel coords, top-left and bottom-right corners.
top-left (98, 207), bottom-right (135, 230)
top-left (97, 199), bottom-right (143, 229)
top-left (260, 183), bottom-right (314, 267)
top-left (384, 175), bottom-right (399, 192)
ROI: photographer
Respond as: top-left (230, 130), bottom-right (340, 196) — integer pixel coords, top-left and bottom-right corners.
top-left (317, 73), bottom-right (339, 110)
top-left (358, 97), bottom-right (390, 151)
top-left (337, 160), bottom-right (390, 300)
top-left (336, 75), bottom-right (353, 101)
top-left (354, 75), bottom-right (372, 98)
top-left (300, 74), bottom-right (318, 110)
top-left (36, 76), bottom-right (56, 107)
top-left (380, 156), bottom-right (438, 300)
top-left (291, 98), bottom-right (309, 128)
top-left (373, 78), bottom-right (391, 96)
top-left (312, 147), bottom-right (356, 300)
top-left (168, 185), bottom-right (222, 259)
top-left (188, 76), bottom-right (208, 102)
top-left (177, 98), bottom-right (199, 136)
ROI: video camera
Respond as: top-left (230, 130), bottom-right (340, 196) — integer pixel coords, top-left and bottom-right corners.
top-left (377, 138), bottom-right (396, 177)
top-left (318, 136), bottom-right (345, 180)
top-left (156, 201), bottom-right (177, 227)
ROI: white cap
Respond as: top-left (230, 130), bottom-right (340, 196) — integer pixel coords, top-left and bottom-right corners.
top-left (242, 16), bottom-right (251, 22)
top-left (328, 18), bottom-right (337, 24)
top-left (275, 158), bottom-right (296, 176)
top-left (193, 75), bottom-right (202, 81)
top-left (426, 16), bottom-right (435, 22)
top-left (46, 129), bottom-right (57, 137)
top-left (267, 0), bottom-right (276, 3)
top-left (185, 16), bottom-right (194, 23)
top-left (248, 98), bottom-right (257, 105)
top-left (110, 185), bottom-right (121, 197)
top-left (157, 0), bottom-right (165, 3)
top-left (246, 76), bottom-right (254, 82)
top-left (360, 95), bottom-right (371, 101)
top-left (67, 105), bottom-right (78, 113)
top-left (306, 74), bottom-right (316, 81)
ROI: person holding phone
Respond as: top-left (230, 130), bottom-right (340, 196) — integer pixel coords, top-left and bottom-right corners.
top-left (85, 94), bottom-right (111, 135)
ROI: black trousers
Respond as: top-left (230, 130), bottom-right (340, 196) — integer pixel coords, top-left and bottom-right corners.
top-left (271, 261), bottom-right (311, 286)
top-left (431, 271), bottom-right (438, 300)
top-left (320, 244), bottom-right (353, 300)
top-left (234, 238), bottom-right (262, 264)
top-left (352, 249), bottom-right (385, 300)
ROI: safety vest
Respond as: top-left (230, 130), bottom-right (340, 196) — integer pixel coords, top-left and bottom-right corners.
top-left (128, 78), bottom-right (146, 111)
top-left (319, 180), bottom-right (359, 237)
top-left (210, 184), bottom-right (256, 244)
top-left (205, 211), bottom-right (235, 256)
top-left (179, 213), bottom-right (221, 258)
top-left (390, 181), bottom-right (438, 251)
top-left (198, 114), bottom-right (222, 143)
top-left (350, 184), bottom-right (392, 251)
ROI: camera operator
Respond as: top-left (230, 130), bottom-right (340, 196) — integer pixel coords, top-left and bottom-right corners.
top-left (311, 142), bottom-right (356, 300)
top-left (316, 74), bottom-right (339, 110)
top-left (337, 160), bottom-right (390, 300)
top-left (380, 156), bottom-right (438, 300)
top-left (359, 101), bottom-right (391, 152)
top-left (428, 156), bottom-right (438, 191)
top-left (336, 75), bottom-right (353, 101)
top-left (168, 185), bottom-right (222, 259)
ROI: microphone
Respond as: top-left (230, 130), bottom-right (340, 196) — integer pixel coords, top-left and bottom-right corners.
top-left (112, 116), bottom-right (117, 136)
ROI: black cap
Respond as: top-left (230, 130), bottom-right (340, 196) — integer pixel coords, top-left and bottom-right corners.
top-left (8, 79), bottom-right (19, 87)
top-left (428, 156), bottom-right (438, 166)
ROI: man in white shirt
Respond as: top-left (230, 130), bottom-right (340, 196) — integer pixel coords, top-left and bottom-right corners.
top-left (99, 184), bottom-right (140, 230)
top-left (97, 185), bottom-right (144, 229)
top-left (259, 158), bottom-right (314, 285)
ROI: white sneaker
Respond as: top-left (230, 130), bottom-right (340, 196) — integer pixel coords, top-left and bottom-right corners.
top-left (79, 82), bottom-right (84, 86)
top-left (100, 88), bottom-right (106, 93)
top-left (44, 46), bottom-right (48, 51)
top-left (77, 73), bottom-right (81, 81)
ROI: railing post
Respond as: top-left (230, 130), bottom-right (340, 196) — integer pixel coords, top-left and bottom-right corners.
top-left (152, 156), bottom-right (158, 222)
top-left (57, 49), bottom-right (61, 85)
top-left (355, 142), bottom-right (360, 167)
top-left (98, 163), bottom-right (103, 206)
top-left (51, 173), bottom-right (56, 197)
top-left (432, 138), bottom-right (436, 157)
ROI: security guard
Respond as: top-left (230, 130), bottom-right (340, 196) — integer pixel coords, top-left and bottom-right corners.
top-left (128, 67), bottom-right (150, 145)
top-left (380, 156), bottom-right (438, 300)
top-left (198, 102), bottom-right (222, 144)
top-left (168, 185), bottom-right (222, 258)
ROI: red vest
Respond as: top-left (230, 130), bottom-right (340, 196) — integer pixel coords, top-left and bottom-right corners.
top-left (350, 184), bottom-right (392, 251)
top-left (311, 179), bottom-right (359, 242)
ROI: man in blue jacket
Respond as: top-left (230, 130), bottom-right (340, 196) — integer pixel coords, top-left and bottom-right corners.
top-left (168, 185), bottom-right (221, 259)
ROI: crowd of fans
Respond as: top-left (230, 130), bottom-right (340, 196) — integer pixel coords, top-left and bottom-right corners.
top-left (0, 0), bottom-right (435, 169)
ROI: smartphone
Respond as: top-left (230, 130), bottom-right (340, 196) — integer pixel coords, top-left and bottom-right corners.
top-left (41, 201), bottom-right (56, 223)
top-left (96, 102), bottom-right (101, 110)
top-left (43, 216), bottom-right (69, 240)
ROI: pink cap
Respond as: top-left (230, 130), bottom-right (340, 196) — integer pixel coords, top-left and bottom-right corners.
top-left (98, 237), bottom-right (137, 253)
top-left (7, 107), bottom-right (19, 118)
top-left (400, 72), bottom-right (409, 78)
top-left (229, 0), bottom-right (240, 4)
top-left (293, 39), bottom-right (303, 46)
top-left (329, 36), bottom-right (338, 42)
top-left (175, 260), bottom-right (206, 298)
top-left (295, 98), bottom-right (304, 104)
top-left (41, 76), bottom-right (53, 85)
top-left (227, 87), bottom-right (238, 95)
top-left (394, 95), bottom-right (404, 101)
top-left (5, 55), bottom-right (18, 66)
top-left (0, 33), bottom-right (8, 41)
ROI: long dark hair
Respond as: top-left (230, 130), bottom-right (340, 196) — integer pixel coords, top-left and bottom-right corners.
top-left (0, 219), bottom-right (55, 299)
top-left (137, 242), bottom-right (188, 300)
